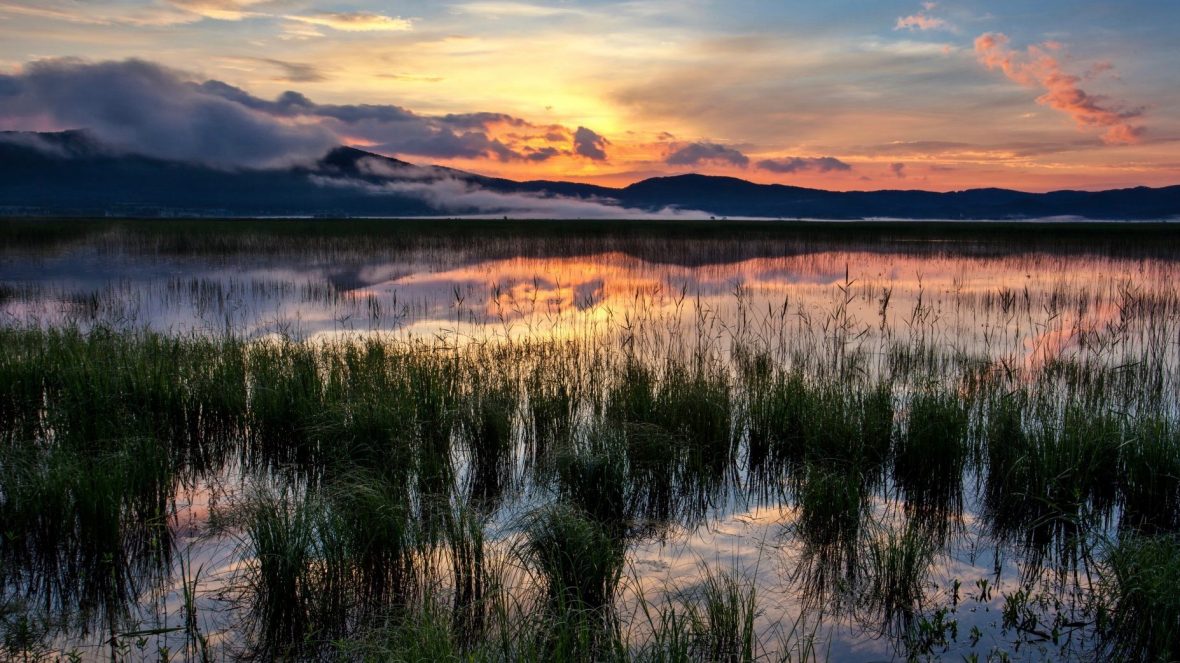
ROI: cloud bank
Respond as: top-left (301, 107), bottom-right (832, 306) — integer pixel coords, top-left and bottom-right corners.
top-left (166, 1), bottom-right (410, 30)
top-left (0, 58), bottom-right (336, 167)
top-left (974, 33), bottom-right (1145, 144)
top-left (0, 58), bottom-right (613, 168)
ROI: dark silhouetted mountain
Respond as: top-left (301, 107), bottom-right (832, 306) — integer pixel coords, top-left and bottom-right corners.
top-left (1, 131), bottom-right (1177, 219)
top-left (0, 134), bottom-right (448, 216)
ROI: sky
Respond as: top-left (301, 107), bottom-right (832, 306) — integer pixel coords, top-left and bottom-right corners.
top-left (1, 0), bottom-right (1178, 191)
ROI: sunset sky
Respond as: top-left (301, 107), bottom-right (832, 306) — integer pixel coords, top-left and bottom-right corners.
top-left (1, 0), bottom-right (1178, 191)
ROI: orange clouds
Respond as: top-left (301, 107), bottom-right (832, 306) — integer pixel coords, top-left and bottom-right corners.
top-left (974, 32), bottom-right (1145, 145)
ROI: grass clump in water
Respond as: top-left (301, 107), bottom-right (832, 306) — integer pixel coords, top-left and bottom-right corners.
top-left (521, 504), bottom-right (629, 659)
top-left (526, 351), bottom-right (578, 476)
top-left (239, 487), bottom-right (325, 656)
top-left (238, 477), bottom-right (422, 658)
top-left (246, 342), bottom-right (327, 472)
top-left (461, 375), bottom-right (518, 513)
top-left (859, 521), bottom-right (936, 629)
top-left (794, 461), bottom-right (866, 599)
top-left (607, 358), bottom-right (735, 527)
top-left (523, 505), bottom-right (627, 614)
top-left (1097, 534), bottom-right (1180, 662)
top-left (684, 567), bottom-right (759, 663)
top-left (555, 429), bottom-right (631, 536)
top-left (894, 389), bottom-right (969, 533)
top-left (985, 398), bottom-right (1125, 573)
top-left (744, 368), bottom-right (810, 477)
top-left (1118, 418), bottom-right (1180, 535)
top-left (742, 355), bottom-right (893, 499)
top-left (0, 437), bottom-right (173, 637)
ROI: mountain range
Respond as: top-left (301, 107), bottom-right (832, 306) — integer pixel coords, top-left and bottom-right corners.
top-left (2, 130), bottom-right (1178, 220)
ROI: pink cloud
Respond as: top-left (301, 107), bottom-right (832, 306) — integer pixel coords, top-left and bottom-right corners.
top-left (974, 32), bottom-right (1145, 145)
top-left (895, 13), bottom-right (949, 31)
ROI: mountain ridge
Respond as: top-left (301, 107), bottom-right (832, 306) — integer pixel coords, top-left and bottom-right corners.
top-left (2, 131), bottom-right (1178, 220)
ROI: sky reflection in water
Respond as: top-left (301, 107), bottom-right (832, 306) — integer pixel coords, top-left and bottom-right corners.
top-left (2, 231), bottom-right (1176, 660)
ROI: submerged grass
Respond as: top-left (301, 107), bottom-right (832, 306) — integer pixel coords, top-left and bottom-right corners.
top-left (556, 430), bottom-right (631, 536)
top-left (240, 487), bottom-right (321, 656)
top-left (461, 373), bottom-right (517, 512)
top-left (237, 477), bottom-right (423, 657)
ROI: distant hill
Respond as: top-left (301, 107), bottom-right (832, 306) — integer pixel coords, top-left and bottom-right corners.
top-left (2, 130), bottom-right (1178, 220)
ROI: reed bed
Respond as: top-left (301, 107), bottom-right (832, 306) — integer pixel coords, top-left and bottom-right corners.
top-left (1, 222), bottom-right (1179, 661)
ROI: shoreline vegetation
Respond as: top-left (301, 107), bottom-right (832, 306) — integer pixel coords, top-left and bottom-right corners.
top-left (1, 219), bottom-right (1178, 661)
top-left (4, 216), bottom-right (1180, 240)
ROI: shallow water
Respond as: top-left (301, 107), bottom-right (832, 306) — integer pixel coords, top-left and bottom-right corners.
top-left (4, 226), bottom-right (1177, 367)
top-left (1, 221), bottom-right (1178, 661)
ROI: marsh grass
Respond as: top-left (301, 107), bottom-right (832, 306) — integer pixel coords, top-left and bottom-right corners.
top-left (5, 320), bottom-right (1177, 659)
top-left (984, 395), bottom-right (1129, 576)
top-left (1118, 419), bottom-right (1180, 535)
top-left (521, 505), bottom-right (628, 658)
top-left (239, 486), bottom-right (322, 656)
top-left (329, 475), bottom-right (418, 614)
top-left (407, 352), bottom-right (461, 537)
top-left (1098, 534), bottom-right (1180, 662)
top-left (461, 373), bottom-right (518, 512)
top-left (743, 356), bottom-right (893, 497)
top-left (1, 220), bottom-right (1179, 663)
top-left (527, 351), bottom-right (579, 477)
top-left (894, 389), bottom-right (969, 535)
top-left (793, 461), bottom-right (866, 603)
top-left (443, 505), bottom-right (489, 645)
top-left (744, 367), bottom-right (809, 477)
top-left (246, 342), bottom-right (328, 473)
top-left (628, 565), bottom-right (762, 663)
top-left (0, 436), bottom-right (174, 637)
top-left (331, 597), bottom-right (466, 662)
top-left (684, 567), bottom-right (759, 663)
top-left (603, 357), bottom-right (737, 528)
top-left (238, 477), bottom-right (424, 657)
top-left (333, 562), bottom-right (768, 663)
top-left (523, 505), bottom-right (628, 614)
top-left (859, 521), bottom-right (937, 630)
top-left (556, 430), bottom-right (631, 536)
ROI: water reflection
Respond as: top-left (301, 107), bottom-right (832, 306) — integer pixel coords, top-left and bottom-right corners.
top-left (4, 241), bottom-right (1178, 375)
top-left (1, 226), bottom-right (1177, 661)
